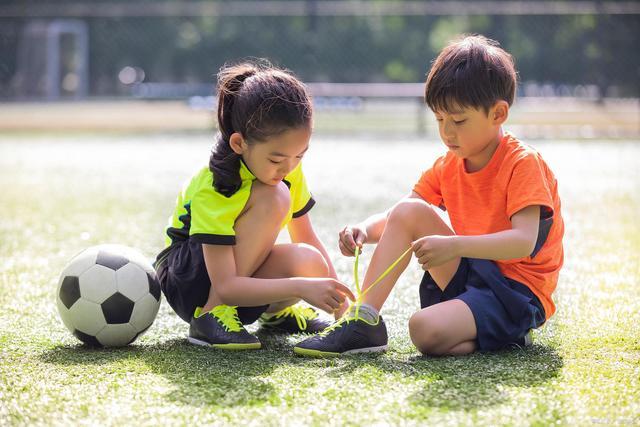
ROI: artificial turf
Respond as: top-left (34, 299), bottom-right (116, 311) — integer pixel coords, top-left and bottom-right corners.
top-left (0, 134), bottom-right (638, 426)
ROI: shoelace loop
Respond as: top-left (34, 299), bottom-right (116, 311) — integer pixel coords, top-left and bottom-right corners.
top-left (273, 305), bottom-right (318, 331)
top-left (211, 304), bottom-right (243, 332)
top-left (352, 245), bottom-right (413, 317)
top-left (321, 245), bottom-right (412, 336)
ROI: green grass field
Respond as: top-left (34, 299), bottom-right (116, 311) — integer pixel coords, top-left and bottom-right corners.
top-left (0, 133), bottom-right (638, 426)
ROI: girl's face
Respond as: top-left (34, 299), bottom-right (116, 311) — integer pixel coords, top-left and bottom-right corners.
top-left (233, 126), bottom-right (312, 185)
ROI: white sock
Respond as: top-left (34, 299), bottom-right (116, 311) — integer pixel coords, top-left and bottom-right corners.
top-left (349, 303), bottom-right (379, 322)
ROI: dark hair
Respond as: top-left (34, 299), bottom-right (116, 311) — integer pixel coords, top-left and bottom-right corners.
top-left (209, 60), bottom-right (312, 197)
top-left (425, 35), bottom-right (517, 114)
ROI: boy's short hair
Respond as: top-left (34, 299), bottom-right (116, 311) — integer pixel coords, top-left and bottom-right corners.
top-left (425, 35), bottom-right (517, 114)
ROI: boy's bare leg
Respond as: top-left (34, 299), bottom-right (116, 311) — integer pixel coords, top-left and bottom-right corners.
top-left (361, 198), bottom-right (461, 311)
top-left (408, 299), bottom-right (477, 356)
top-left (358, 198), bottom-right (478, 355)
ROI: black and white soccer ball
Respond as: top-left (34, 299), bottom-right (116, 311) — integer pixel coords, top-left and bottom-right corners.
top-left (56, 244), bottom-right (161, 347)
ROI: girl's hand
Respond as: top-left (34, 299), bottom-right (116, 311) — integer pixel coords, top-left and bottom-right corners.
top-left (299, 278), bottom-right (355, 314)
top-left (412, 235), bottom-right (459, 270)
top-left (339, 224), bottom-right (368, 256)
top-left (333, 300), bottom-right (350, 320)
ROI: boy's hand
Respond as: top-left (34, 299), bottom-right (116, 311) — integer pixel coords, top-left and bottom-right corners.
top-left (412, 235), bottom-right (459, 270)
top-left (299, 278), bottom-right (355, 314)
top-left (339, 225), bottom-right (368, 256)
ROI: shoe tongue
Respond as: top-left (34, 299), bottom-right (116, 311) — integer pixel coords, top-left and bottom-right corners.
top-left (212, 305), bottom-right (243, 331)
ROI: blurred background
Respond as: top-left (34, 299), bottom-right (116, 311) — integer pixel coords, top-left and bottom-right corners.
top-left (0, 0), bottom-right (638, 138)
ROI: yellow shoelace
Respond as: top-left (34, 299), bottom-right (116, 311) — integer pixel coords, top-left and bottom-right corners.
top-left (321, 245), bottom-right (412, 335)
top-left (351, 245), bottom-right (412, 320)
top-left (210, 304), bottom-right (243, 332)
top-left (271, 305), bottom-right (318, 331)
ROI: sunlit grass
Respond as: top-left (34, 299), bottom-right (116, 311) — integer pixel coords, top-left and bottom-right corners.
top-left (0, 134), bottom-right (638, 426)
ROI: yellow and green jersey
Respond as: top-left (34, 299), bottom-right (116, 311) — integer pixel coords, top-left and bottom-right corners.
top-left (164, 160), bottom-right (314, 248)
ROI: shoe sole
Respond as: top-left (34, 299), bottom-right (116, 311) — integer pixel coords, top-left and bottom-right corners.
top-left (293, 345), bottom-right (388, 358)
top-left (259, 325), bottom-right (328, 335)
top-left (188, 337), bottom-right (261, 350)
top-left (259, 317), bottom-right (331, 334)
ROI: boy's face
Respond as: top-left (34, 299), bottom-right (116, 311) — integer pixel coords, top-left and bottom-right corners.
top-left (433, 101), bottom-right (508, 169)
top-left (233, 126), bottom-right (311, 185)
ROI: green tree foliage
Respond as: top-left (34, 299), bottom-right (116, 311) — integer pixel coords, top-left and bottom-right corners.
top-left (0, 1), bottom-right (638, 97)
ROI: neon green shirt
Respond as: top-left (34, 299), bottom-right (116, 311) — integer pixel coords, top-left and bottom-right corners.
top-left (164, 160), bottom-right (315, 247)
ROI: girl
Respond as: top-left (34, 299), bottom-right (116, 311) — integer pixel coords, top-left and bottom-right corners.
top-left (155, 61), bottom-right (354, 350)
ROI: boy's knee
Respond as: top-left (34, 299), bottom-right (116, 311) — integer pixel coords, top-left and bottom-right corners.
top-left (408, 311), bottom-right (447, 355)
top-left (388, 198), bottom-right (437, 226)
top-left (290, 243), bottom-right (329, 277)
top-left (251, 181), bottom-right (291, 218)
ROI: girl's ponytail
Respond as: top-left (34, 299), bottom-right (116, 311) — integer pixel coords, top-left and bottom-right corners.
top-left (209, 60), bottom-right (312, 197)
top-left (210, 64), bottom-right (257, 197)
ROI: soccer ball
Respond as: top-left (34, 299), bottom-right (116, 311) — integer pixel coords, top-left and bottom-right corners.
top-left (56, 244), bottom-right (161, 347)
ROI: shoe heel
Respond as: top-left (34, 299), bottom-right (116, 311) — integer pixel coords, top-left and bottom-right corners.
top-left (344, 345), bottom-right (388, 355)
top-left (187, 336), bottom-right (210, 347)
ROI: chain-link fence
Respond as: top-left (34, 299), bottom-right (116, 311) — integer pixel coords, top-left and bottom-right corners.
top-left (1, 1), bottom-right (639, 100)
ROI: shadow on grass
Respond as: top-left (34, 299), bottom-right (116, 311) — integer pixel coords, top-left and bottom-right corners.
top-left (407, 345), bottom-right (563, 411)
top-left (320, 344), bottom-right (563, 411)
top-left (39, 334), bottom-right (562, 412)
top-left (39, 335), bottom-right (302, 409)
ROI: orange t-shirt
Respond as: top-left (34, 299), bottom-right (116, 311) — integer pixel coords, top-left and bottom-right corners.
top-left (413, 133), bottom-right (564, 319)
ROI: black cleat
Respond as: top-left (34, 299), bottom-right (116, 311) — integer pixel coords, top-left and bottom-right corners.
top-left (293, 312), bottom-right (388, 357)
top-left (188, 305), bottom-right (261, 350)
top-left (259, 305), bottom-right (332, 334)
top-left (511, 329), bottom-right (534, 349)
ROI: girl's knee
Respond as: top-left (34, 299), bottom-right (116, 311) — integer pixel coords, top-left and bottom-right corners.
top-left (290, 243), bottom-right (329, 277)
top-left (268, 243), bottom-right (328, 277)
top-left (250, 181), bottom-right (291, 218)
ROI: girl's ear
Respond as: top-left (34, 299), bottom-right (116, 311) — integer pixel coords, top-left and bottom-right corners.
top-left (491, 100), bottom-right (509, 126)
top-left (229, 132), bottom-right (245, 155)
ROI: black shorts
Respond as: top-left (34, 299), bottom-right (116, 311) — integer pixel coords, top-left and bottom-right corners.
top-left (419, 258), bottom-right (546, 351)
top-left (154, 240), bottom-right (269, 324)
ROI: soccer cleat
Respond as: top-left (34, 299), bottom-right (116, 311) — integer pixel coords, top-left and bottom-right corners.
top-left (293, 311), bottom-right (388, 357)
top-left (259, 304), bottom-right (332, 334)
top-left (509, 329), bottom-right (534, 350)
top-left (188, 305), bottom-right (261, 350)
top-left (515, 329), bottom-right (533, 348)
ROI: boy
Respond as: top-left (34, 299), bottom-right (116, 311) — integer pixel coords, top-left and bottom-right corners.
top-left (294, 35), bottom-right (564, 357)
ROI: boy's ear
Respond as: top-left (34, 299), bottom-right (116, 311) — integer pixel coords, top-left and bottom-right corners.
top-left (229, 132), bottom-right (246, 155)
top-left (491, 101), bottom-right (509, 125)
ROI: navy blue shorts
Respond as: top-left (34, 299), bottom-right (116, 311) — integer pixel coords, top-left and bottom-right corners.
top-left (154, 240), bottom-right (269, 324)
top-left (419, 258), bottom-right (546, 351)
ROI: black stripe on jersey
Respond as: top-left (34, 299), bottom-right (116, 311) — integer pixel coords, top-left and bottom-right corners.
top-left (191, 234), bottom-right (236, 245)
top-left (292, 197), bottom-right (316, 218)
